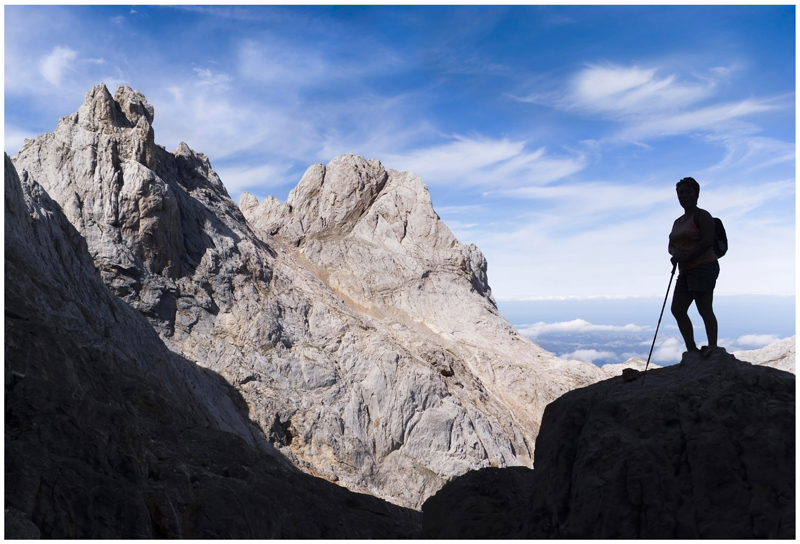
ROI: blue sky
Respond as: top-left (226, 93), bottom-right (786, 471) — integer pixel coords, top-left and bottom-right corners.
top-left (4, 5), bottom-right (796, 305)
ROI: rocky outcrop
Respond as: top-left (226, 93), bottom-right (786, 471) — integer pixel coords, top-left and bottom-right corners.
top-left (422, 347), bottom-right (795, 538)
top-left (11, 83), bottom-right (648, 510)
top-left (599, 357), bottom-right (658, 380)
top-left (733, 336), bottom-right (795, 374)
top-left (5, 154), bottom-right (421, 538)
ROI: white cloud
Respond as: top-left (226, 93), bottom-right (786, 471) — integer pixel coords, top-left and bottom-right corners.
top-left (701, 135), bottom-right (795, 175)
top-left (517, 319), bottom-right (649, 338)
top-left (516, 62), bottom-right (787, 144)
top-left (150, 84), bottom-right (320, 161)
top-left (382, 136), bottom-right (587, 189)
top-left (700, 179), bottom-right (795, 220)
top-left (39, 46), bottom-right (77, 87)
top-left (501, 180), bottom-right (670, 216)
top-left (193, 67), bottom-right (232, 90)
top-left (734, 334), bottom-right (781, 349)
top-left (651, 336), bottom-right (684, 364)
top-left (561, 349), bottom-right (616, 364)
top-left (570, 64), bottom-right (714, 117)
top-left (619, 99), bottom-right (779, 141)
top-left (516, 64), bottom-right (715, 118)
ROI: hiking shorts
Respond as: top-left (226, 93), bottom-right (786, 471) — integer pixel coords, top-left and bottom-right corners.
top-left (675, 260), bottom-right (720, 295)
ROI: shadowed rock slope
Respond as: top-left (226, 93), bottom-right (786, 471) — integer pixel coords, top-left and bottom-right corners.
top-left (5, 154), bottom-right (421, 538)
top-left (422, 348), bottom-right (795, 539)
top-left (11, 83), bottom-right (644, 509)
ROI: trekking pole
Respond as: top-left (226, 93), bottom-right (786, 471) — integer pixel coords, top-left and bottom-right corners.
top-left (641, 262), bottom-right (677, 385)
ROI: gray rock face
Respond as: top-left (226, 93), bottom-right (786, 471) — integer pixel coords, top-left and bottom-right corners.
top-left (11, 83), bottom-right (646, 510)
top-left (422, 347), bottom-right (796, 538)
top-left (5, 507), bottom-right (41, 539)
top-left (733, 336), bottom-right (795, 374)
top-left (5, 154), bottom-right (421, 538)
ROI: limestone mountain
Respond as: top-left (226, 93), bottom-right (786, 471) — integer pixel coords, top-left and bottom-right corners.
top-left (4, 154), bottom-right (421, 538)
top-left (5, 83), bottom-right (686, 510)
top-left (733, 336), bottom-right (795, 374)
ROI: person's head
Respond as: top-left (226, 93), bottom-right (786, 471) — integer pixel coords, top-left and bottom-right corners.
top-left (676, 177), bottom-right (699, 209)
top-left (676, 177), bottom-right (699, 196)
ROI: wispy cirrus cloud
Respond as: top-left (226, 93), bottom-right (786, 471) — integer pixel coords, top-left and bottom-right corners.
top-left (501, 180), bottom-right (671, 216)
top-left (515, 64), bottom-right (716, 116)
top-left (193, 67), bottom-right (232, 90)
top-left (152, 84), bottom-right (319, 161)
top-left (570, 64), bottom-right (715, 116)
top-left (701, 135), bottom-right (796, 175)
top-left (382, 136), bottom-right (587, 189)
top-left (513, 63), bottom-right (787, 143)
top-left (618, 98), bottom-right (780, 141)
top-left (39, 46), bottom-right (77, 87)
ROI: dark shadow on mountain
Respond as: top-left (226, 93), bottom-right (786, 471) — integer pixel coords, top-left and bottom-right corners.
top-left (422, 349), bottom-right (795, 539)
top-left (4, 153), bottom-right (420, 538)
top-left (5, 311), bottom-right (421, 538)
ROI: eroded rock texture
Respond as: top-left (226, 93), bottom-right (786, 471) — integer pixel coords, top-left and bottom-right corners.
top-left (5, 154), bottom-right (421, 538)
top-left (422, 347), bottom-right (795, 538)
top-left (12, 83), bottom-right (641, 509)
top-left (734, 336), bottom-right (796, 374)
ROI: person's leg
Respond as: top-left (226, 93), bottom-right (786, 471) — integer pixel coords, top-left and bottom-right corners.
top-left (694, 291), bottom-right (718, 347)
top-left (671, 288), bottom-right (698, 352)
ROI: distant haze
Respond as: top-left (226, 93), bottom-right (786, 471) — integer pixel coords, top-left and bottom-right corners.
top-left (498, 295), bottom-right (796, 366)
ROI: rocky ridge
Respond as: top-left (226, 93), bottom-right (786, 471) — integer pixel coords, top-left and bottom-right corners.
top-left (422, 347), bottom-right (795, 538)
top-left (733, 336), bottom-right (795, 374)
top-left (4, 154), bottom-right (421, 538)
top-left (12, 83), bottom-right (648, 509)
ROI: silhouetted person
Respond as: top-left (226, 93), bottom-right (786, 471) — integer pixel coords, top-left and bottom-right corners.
top-left (668, 177), bottom-right (719, 356)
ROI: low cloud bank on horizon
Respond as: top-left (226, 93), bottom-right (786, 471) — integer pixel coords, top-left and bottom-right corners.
top-left (5, 5), bottom-right (795, 299)
top-left (518, 320), bottom-right (792, 366)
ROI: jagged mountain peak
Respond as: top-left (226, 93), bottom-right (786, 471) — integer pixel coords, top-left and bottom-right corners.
top-left (73, 83), bottom-right (154, 133)
top-left (240, 151), bottom-right (495, 312)
top-left (240, 153), bottom-right (461, 261)
top-left (10, 82), bottom-right (648, 511)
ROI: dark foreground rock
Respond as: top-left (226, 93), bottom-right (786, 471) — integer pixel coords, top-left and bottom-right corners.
top-left (4, 154), bottom-right (421, 538)
top-left (423, 348), bottom-right (795, 538)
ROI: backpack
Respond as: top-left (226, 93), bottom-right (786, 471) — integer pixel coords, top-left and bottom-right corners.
top-left (694, 210), bottom-right (728, 258)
